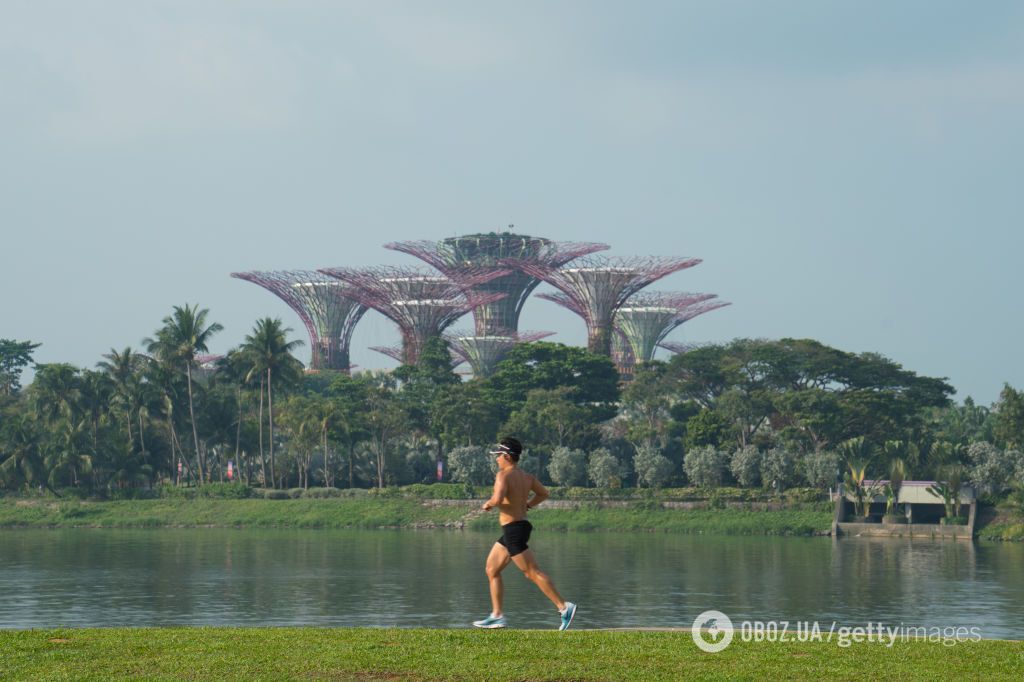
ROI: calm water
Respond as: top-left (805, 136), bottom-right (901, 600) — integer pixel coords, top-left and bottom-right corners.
top-left (1, 528), bottom-right (1023, 637)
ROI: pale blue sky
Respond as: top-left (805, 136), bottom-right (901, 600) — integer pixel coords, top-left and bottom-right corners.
top-left (2, 1), bottom-right (1022, 403)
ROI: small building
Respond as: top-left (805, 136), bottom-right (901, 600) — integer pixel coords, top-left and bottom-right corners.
top-left (833, 480), bottom-right (976, 540)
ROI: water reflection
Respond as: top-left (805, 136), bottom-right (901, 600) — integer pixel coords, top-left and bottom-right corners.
top-left (0, 529), bottom-right (1021, 637)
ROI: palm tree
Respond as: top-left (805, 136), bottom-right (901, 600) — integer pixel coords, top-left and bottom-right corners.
top-left (0, 414), bottom-right (49, 492)
top-left (31, 363), bottom-right (81, 424)
top-left (238, 318), bottom-right (304, 488)
top-left (145, 304), bottom-right (223, 484)
top-left (98, 347), bottom-right (145, 449)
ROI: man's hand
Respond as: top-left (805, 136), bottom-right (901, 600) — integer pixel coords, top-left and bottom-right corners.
top-left (482, 502), bottom-right (493, 512)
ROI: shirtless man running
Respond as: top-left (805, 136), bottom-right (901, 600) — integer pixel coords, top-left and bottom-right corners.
top-left (472, 437), bottom-right (577, 631)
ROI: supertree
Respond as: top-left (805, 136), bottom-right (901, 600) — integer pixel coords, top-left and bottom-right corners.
top-left (369, 344), bottom-right (464, 370)
top-left (443, 330), bottom-right (554, 379)
top-left (319, 266), bottom-right (507, 365)
top-left (526, 256), bottom-right (702, 356)
top-left (610, 328), bottom-right (637, 381)
top-left (658, 341), bottom-right (702, 356)
top-left (230, 270), bottom-right (367, 373)
top-left (614, 292), bottom-right (730, 365)
top-left (384, 233), bottom-right (608, 336)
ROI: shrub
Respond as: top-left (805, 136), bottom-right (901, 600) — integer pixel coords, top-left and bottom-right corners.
top-left (303, 487), bottom-right (343, 499)
top-left (447, 446), bottom-right (496, 486)
top-left (517, 450), bottom-right (541, 477)
top-left (729, 446), bottom-right (763, 488)
top-left (401, 483), bottom-right (474, 499)
top-left (967, 442), bottom-right (1023, 494)
top-left (588, 448), bottom-right (623, 488)
top-left (263, 489), bottom-right (290, 500)
top-left (634, 446), bottom-right (675, 488)
top-left (683, 445), bottom-right (727, 488)
top-left (196, 482), bottom-right (255, 499)
top-left (762, 448), bottom-right (797, 492)
top-left (802, 450), bottom-right (841, 489)
top-left (548, 447), bottom-right (587, 487)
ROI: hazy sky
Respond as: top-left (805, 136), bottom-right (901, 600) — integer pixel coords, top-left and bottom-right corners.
top-left (3, 1), bottom-right (1022, 404)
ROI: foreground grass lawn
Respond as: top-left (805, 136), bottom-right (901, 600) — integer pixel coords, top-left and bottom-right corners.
top-left (1, 628), bottom-right (1021, 681)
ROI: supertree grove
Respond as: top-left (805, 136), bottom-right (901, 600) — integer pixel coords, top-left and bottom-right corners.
top-left (230, 270), bottom-right (367, 372)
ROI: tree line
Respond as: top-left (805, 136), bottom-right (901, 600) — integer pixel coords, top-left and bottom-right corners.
top-left (2, 307), bottom-right (1024, 498)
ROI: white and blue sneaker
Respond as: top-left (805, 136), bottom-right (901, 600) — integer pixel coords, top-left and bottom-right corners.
top-left (558, 602), bottom-right (577, 631)
top-left (472, 614), bottom-right (507, 629)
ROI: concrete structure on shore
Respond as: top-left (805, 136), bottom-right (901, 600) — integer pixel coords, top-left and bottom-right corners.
top-left (833, 480), bottom-right (977, 540)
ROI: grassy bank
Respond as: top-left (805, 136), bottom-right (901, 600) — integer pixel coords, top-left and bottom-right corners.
top-left (0, 497), bottom-right (469, 530)
top-left (0, 495), bottom-right (833, 535)
top-left (976, 512), bottom-right (1024, 541)
top-left (1, 628), bottom-right (1021, 681)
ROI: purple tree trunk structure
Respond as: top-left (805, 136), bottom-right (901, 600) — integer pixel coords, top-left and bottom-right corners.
top-left (443, 329), bottom-right (554, 379)
top-left (525, 256), bottom-right (702, 356)
top-left (230, 270), bottom-right (368, 373)
top-left (370, 344), bottom-right (464, 369)
top-left (385, 233), bottom-right (608, 337)
top-left (319, 266), bottom-right (507, 366)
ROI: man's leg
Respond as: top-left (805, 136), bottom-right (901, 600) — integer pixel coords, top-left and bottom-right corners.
top-left (511, 548), bottom-right (565, 611)
top-left (485, 542), bottom-right (511, 616)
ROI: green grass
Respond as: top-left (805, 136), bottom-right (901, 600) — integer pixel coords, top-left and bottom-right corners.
top-left (0, 497), bottom-right (833, 535)
top-left (0, 628), bottom-right (1020, 681)
top-left (518, 504), bottom-right (832, 535)
top-left (0, 498), bottom-right (468, 529)
top-left (978, 519), bottom-right (1024, 541)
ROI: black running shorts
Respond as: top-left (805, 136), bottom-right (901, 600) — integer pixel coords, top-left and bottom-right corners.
top-left (497, 519), bottom-right (533, 557)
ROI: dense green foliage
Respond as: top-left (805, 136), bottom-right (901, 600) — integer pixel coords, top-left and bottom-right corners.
top-left (3, 309), bottom-right (1024, 503)
top-left (1, 628), bottom-right (1021, 681)
top-left (0, 339), bottom-right (40, 396)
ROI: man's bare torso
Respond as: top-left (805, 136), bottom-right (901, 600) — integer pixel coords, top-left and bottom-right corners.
top-left (495, 468), bottom-right (535, 525)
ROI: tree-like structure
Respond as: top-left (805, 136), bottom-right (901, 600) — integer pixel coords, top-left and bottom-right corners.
top-left (526, 256), bottom-right (702, 356)
top-left (369, 344), bottom-right (463, 369)
top-left (231, 271), bottom-right (367, 373)
top-left (614, 292), bottom-right (730, 365)
top-left (610, 328), bottom-right (637, 380)
top-left (384, 233), bottom-right (608, 336)
top-left (319, 266), bottom-right (506, 365)
top-left (443, 330), bottom-right (554, 379)
top-left (658, 340), bottom-right (701, 356)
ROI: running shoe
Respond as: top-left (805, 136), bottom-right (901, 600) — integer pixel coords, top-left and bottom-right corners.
top-left (559, 602), bottom-right (577, 631)
top-left (472, 614), bottom-right (507, 629)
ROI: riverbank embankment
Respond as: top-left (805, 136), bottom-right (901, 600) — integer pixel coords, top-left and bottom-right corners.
top-left (0, 484), bottom-right (834, 536)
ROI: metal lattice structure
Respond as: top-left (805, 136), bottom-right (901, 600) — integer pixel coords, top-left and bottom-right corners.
top-left (525, 256), bottom-right (702, 356)
top-left (658, 341), bottom-right (701, 356)
top-left (370, 344), bottom-right (464, 369)
top-left (319, 266), bottom-right (507, 365)
top-left (230, 270), bottom-right (368, 372)
top-left (385, 233), bottom-right (608, 336)
top-left (610, 328), bottom-right (636, 380)
top-left (443, 329), bottom-right (554, 379)
top-left (614, 292), bottom-right (730, 365)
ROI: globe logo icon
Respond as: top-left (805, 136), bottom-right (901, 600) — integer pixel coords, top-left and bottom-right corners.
top-left (692, 610), bottom-right (734, 653)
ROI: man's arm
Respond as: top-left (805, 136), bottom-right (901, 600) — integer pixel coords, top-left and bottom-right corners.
top-left (526, 475), bottom-right (549, 510)
top-left (482, 472), bottom-right (508, 511)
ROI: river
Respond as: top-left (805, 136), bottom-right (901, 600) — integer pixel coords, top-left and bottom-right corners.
top-left (2, 528), bottom-right (1022, 637)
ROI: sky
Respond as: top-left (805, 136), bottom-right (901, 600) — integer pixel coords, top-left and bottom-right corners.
top-left (2, 1), bottom-right (1022, 404)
